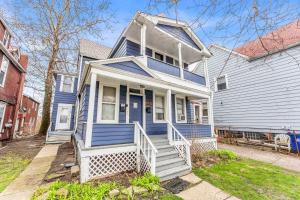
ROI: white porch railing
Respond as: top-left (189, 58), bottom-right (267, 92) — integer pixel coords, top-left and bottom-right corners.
top-left (166, 120), bottom-right (192, 168)
top-left (134, 122), bottom-right (158, 174)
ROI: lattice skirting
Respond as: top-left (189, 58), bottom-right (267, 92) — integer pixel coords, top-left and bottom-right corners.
top-left (140, 152), bottom-right (151, 173)
top-left (190, 138), bottom-right (217, 154)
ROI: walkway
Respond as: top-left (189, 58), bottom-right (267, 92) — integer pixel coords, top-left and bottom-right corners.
top-left (0, 144), bottom-right (59, 200)
top-left (219, 143), bottom-right (300, 173)
top-left (177, 173), bottom-right (240, 200)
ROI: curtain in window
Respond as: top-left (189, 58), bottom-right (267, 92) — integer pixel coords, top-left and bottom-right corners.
top-left (176, 98), bottom-right (185, 121)
top-left (62, 76), bottom-right (73, 92)
top-left (155, 95), bottom-right (165, 120)
top-left (102, 86), bottom-right (117, 120)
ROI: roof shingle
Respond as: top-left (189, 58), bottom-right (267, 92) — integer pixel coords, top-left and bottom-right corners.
top-left (79, 39), bottom-right (111, 60)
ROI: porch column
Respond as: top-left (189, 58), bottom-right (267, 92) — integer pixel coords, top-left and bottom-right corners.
top-left (166, 89), bottom-right (172, 142)
top-left (178, 43), bottom-right (184, 79)
top-left (140, 24), bottom-right (147, 56)
top-left (207, 92), bottom-right (214, 137)
top-left (203, 57), bottom-right (210, 87)
top-left (85, 72), bottom-right (97, 148)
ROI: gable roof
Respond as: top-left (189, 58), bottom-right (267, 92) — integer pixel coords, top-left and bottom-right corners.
top-left (79, 39), bottom-right (111, 60)
top-left (235, 19), bottom-right (300, 59)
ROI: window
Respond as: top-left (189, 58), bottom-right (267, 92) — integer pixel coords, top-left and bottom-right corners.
top-left (176, 97), bottom-right (186, 123)
top-left (216, 75), bottom-right (228, 91)
top-left (154, 94), bottom-right (165, 122)
top-left (155, 52), bottom-right (164, 61)
top-left (166, 56), bottom-right (174, 65)
top-left (3, 31), bottom-right (10, 47)
top-left (60, 75), bottom-right (74, 93)
top-left (0, 55), bottom-right (9, 87)
top-left (202, 102), bottom-right (208, 117)
top-left (174, 60), bottom-right (179, 67)
top-left (99, 85), bottom-right (119, 123)
top-left (0, 103), bottom-right (5, 133)
top-left (184, 63), bottom-right (189, 70)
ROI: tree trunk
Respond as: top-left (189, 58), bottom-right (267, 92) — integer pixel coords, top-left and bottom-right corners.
top-left (39, 45), bottom-right (59, 135)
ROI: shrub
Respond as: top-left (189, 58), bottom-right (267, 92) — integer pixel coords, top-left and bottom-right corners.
top-left (160, 194), bottom-right (183, 200)
top-left (208, 149), bottom-right (237, 160)
top-left (130, 172), bottom-right (160, 191)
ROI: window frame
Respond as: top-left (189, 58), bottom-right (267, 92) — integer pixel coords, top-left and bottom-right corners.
top-left (0, 55), bottom-right (9, 87)
top-left (2, 30), bottom-right (10, 48)
top-left (153, 91), bottom-right (167, 123)
top-left (0, 102), bottom-right (6, 133)
top-left (175, 95), bottom-right (187, 123)
top-left (97, 83), bottom-right (120, 124)
top-left (215, 74), bottom-right (228, 92)
top-left (59, 75), bottom-right (75, 93)
top-left (193, 103), bottom-right (202, 124)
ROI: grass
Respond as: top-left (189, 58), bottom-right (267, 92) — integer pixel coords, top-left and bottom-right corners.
top-left (0, 153), bottom-right (30, 192)
top-left (193, 150), bottom-right (300, 200)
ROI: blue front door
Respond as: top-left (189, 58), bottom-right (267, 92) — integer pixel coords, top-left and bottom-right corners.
top-left (129, 95), bottom-right (143, 125)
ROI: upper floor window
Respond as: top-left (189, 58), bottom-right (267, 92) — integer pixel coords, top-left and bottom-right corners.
top-left (175, 96), bottom-right (186, 123)
top-left (98, 85), bottom-right (119, 123)
top-left (0, 55), bottom-right (9, 87)
top-left (155, 52), bottom-right (164, 61)
top-left (3, 31), bottom-right (10, 48)
top-left (60, 75), bottom-right (74, 93)
top-left (154, 93), bottom-right (165, 122)
top-left (216, 75), bottom-right (228, 91)
top-left (166, 56), bottom-right (174, 65)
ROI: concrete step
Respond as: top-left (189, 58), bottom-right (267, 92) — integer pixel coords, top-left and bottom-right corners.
top-left (156, 157), bottom-right (186, 172)
top-left (156, 151), bottom-right (178, 161)
top-left (157, 165), bottom-right (191, 182)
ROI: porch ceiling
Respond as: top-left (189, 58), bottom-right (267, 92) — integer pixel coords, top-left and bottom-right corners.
top-left (125, 21), bottom-right (204, 64)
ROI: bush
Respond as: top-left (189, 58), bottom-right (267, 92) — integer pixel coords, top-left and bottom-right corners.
top-left (130, 172), bottom-right (160, 191)
top-left (160, 194), bottom-right (183, 200)
top-left (208, 149), bottom-right (237, 160)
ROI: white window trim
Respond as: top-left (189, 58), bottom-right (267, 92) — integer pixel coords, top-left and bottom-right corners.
top-left (153, 91), bottom-right (167, 123)
top-left (175, 95), bottom-right (187, 123)
top-left (55, 103), bottom-right (73, 130)
top-left (0, 102), bottom-right (6, 133)
top-left (0, 55), bottom-right (9, 88)
top-left (193, 103), bottom-right (202, 124)
top-left (97, 83), bottom-right (120, 124)
top-left (214, 74), bottom-right (229, 92)
top-left (2, 30), bottom-right (9, 47)
top-left (59, 74), bottom-right (75, 93)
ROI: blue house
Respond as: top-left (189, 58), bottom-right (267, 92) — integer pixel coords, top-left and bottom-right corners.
top-left (50, 12), bottom-right (216, 182)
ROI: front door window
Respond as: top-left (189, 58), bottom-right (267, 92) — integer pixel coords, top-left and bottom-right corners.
top-left (56, 104), bottom-right (72, 130)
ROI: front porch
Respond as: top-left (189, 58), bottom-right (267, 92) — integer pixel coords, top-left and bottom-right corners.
top-left (75, 60), bottom-right (216, 182)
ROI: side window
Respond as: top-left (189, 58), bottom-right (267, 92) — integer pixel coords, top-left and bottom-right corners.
top-left (166, 56), bottom-right (174, 65)
top-left (216, 75), bottom-right (228, 91)
top-left (61, 75), bottom-right (74, 93)
top-left (154, 52), bottom-right (164, 61)
top-left (0, 55), bottom-right (9, 87)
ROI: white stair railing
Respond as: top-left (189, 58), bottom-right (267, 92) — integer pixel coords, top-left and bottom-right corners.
top-left (166, 120), bottom-right (192, 168)
top-left (134, 122), bottom-right (158, 174)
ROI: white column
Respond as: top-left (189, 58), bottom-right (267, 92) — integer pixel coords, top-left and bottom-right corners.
top-left (178, 43), bottom-right (184, 79)
top-left (140, 24), bottom-right (147, 56)
top-left (166, 89), bottom-right (172, 142)
top-left (85, 72), bottom-right (96, 148)
top-left (203, 57), bottom-right (210, 87)
top-left (207, 92), bottom-right (214, 137)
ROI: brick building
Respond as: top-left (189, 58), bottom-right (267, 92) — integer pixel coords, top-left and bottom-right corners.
top-left (0, 17), bottom-right (28, 141)
top-left (15, 95), bottom-right (39, 136)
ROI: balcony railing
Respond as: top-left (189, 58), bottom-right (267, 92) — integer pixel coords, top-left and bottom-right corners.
top-left (147, 57), bottom-right (206, 86)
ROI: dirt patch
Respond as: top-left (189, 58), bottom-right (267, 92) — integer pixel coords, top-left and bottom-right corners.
top-left (98, 171), bottom-right (139, 187)
top-left (192, 153), bottom-right (222, 168)
top-left (0, 135), bottom-right (45, 160)
top-left (43, 142), bottom-right (78, 183)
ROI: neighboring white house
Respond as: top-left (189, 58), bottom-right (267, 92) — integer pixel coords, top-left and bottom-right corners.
top-left (194, 20), bottom-right (300, 138)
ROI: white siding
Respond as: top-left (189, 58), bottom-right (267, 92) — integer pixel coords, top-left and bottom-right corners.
top-left (195, 45), bottom-right (300, 133)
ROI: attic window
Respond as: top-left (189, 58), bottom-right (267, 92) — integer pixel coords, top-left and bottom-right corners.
top-left (155, 52), bottom-right (164, 61)
top-left (216, 75), bottom-right (228, 91)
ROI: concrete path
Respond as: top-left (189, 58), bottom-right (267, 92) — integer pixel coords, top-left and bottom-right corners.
top-left (0, 144), bottom-right (59, 200)
top-left (219, 143), bottom-right (300, 173)
top-left (177, 173), bottom-right (240, 200)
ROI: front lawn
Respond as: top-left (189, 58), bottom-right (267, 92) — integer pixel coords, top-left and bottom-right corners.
top-left (0, 153), bottom-right (30, 192)
top-left (193, 150), bottom-right (300, 200)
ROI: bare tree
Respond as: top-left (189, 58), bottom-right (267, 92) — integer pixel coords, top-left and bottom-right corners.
top-left (6, 0), bottom-right (113, 135)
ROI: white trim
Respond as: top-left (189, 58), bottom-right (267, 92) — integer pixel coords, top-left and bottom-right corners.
top-left (97, 83), bottom-right (120, 124)
top-left (175, 95), bottom-right (187, 123)
top-left (153, 91), bottom-right (167, 123)
top-left (0, 102), bottom-right (6, 133)
top-left (59, 74), bottom-right (75, 93)
top-left (178, 43), bottom-right (184, 79)
top-left (55, 103), bottom-right (73, 130)
top-left (0, 55), bottom-right (9, 87)
top-left (140, 24), bottom-right (147, 56)
top-left (209, 44), bottom-right (249, 59)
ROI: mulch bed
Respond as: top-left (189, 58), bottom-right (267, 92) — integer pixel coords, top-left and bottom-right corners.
top-left (0, 135), bottom-right (45, 160)
top-left (191, 153), bottom-right (222, 168)
top-left (98, 171), bottom-right (139, 187)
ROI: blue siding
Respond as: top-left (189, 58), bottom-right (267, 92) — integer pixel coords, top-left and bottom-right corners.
top-left (174, 124), bottom-right (211, 138)
top-left (157, 24), bottom-right (200, 50)
top-left (145, 90), bottom-right (167, 135)
top-left (184, 70), bottom-right (206, 85)
top-left (91, 124), bottom-right (134, 146)
top-left (76, 85), bottom-right (89, 139)
top-left (119, 85), bottom-right (127, 123)
top-left (111, 38), bottom-right (152, 58)
top-left (104, 61), bottom-right (152, 77)
top-left (147, 57), bottom-right (180, 77)
top-left (51, 74), bottom-right (78, 131)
